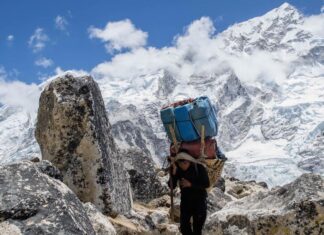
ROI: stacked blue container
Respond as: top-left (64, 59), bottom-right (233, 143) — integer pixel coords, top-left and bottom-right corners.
top-left (160, 96), bottom-right (218, 142)
top-left (174, 103), bottom-right (200, 141)
top-left (160, 106), bottom-right (182, 142)
top-left (190, 96), bottom-right (218, 137)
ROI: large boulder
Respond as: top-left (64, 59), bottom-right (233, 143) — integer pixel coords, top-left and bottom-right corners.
top-left (204, 173), bottom-right (324, 235)
top-left (0, 161), bottom-right (95, 235)
top-left (35, 74), bottom-right (132, 215)
top-left (122, 148), bottom-right (168, 202)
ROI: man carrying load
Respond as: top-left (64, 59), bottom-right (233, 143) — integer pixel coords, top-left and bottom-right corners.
top-left (160, 96), bottom-right (226, 235)
top-left (168, 151), bottom-right (210, 235)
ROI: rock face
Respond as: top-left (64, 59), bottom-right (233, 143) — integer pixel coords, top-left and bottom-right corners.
top-left (107, 99), bottom-right (167, 164)
top-left (0, 161), bottom-right (95, 235)
top-left (204, 174), bottom-right (324, 235)
top-left (122, 148), bottom-right (168, 202)
top-left (35, 74), bottom-right (132, 215)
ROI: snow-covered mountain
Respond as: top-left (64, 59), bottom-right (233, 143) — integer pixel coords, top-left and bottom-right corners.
top-left (0, 3), bottom-right (323, 187)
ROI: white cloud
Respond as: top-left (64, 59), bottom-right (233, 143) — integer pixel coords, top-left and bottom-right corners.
top-left (91, 17), bottom-right (222, 80)
top-left (91, 16), bottom-right (300, 87)
top-left (54, 67), bottom-right (88, 77)
top-left (223, 51), bottom-right (291, 85)
top-left (55, 15), bottom-right (68, 31)
top-left (321, 5), bottom-right (324, 13)
top-left (28, 28), bottom-right (49, 53)
top-left (0, 65), bottom-right (87, 114)
top-left (36, 67), bottom-right (88, 83)
top-left (302, 13), bottom-right (324, 38)
top-left (0, 66), bottom-right (40, 114)
top-left (35, 57), bottom-right (54, 68)
top-left (7, 35), bottom-right (14, 42)
top-left (88, 19), bottom-right (148, 53)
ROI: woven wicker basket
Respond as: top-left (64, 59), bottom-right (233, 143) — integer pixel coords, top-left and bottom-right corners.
top-left (205, 159), bottom-right (225, 192)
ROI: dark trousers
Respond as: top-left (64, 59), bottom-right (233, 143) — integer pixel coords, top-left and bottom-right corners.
top-left (180, 196), bottom-right (207, 235)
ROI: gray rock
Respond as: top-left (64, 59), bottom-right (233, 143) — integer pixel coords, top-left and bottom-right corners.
top-left (0, 161), bottom-right (95, 235)
top-left (83, 202), bottom-right (117, 235)
top-left (204, 173), bottom-right (324, 235)
top-left (225, 177), bottom-right (268, 199)
top-left (35, 159), bottom-right (63, 181)
top-left (207, 187), bottom-right (233, 214)
top-left (215, 177), bottom-right (226, 192)
top-left (147, 195), bottom-right (171, 208)
top-left (122, 148), bottom-right (168, 202)
top-left (35, 74), bottom-right (132, 215)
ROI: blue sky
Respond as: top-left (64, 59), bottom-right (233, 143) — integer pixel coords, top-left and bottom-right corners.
top-left (0, 0), bottom-right (323, 84)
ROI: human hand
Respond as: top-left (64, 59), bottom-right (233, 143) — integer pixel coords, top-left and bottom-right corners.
top-left (180, 178), bottom-right (192, 188)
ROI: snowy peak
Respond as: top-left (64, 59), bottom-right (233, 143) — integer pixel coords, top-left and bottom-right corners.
top-left (262, 2), bottom-right (302, 28)
top-left (219, 3), bottom-right (306, 53)
top-left (269, 2), bottom-right (301, 19)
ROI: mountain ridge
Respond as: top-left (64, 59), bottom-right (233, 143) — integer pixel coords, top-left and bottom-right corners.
top-left (0, 3), bottom-right (323, 187)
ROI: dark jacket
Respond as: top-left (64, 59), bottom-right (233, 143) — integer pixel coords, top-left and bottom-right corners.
top-left (169, 163), bottom-right (210, 199)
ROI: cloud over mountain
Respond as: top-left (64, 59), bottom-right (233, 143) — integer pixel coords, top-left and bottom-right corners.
top-left (0, 67), bottom-right (40, 114)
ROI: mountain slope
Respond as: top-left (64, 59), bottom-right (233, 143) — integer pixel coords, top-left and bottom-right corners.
top-left (0, 3), bottom-right (323, 187)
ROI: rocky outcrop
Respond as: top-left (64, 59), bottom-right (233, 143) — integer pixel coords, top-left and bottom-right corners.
top-left (109, 203), bottom-right (179, 235)
top-left (106, 99), bottom-right (168, 164)
top-left (225, 177), bottom-right (268, 199)
top-left (83, 202), bottom-right (117, 235)
top-left (216, 73), bottom-right (252, 151)
top-left (2, 158), bottom-right (322, 235)
top-left (35, 74), bottom-right (132, 215)
top-left (0, 161), bottom-right (95, 235)
top-left (204, 174), bottom-right (324, 235)
top-left (122, 148), bottom-right (168, 202)
top-left (207, 187), bottom-right (233, 214)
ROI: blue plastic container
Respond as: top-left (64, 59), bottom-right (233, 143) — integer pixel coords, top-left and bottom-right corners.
top-left (160, 107), bottom-right (181, 142)
top-left (174, 103), bottom-right (200, 141)
top-left (190, 96), bottom-right (218, 137)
